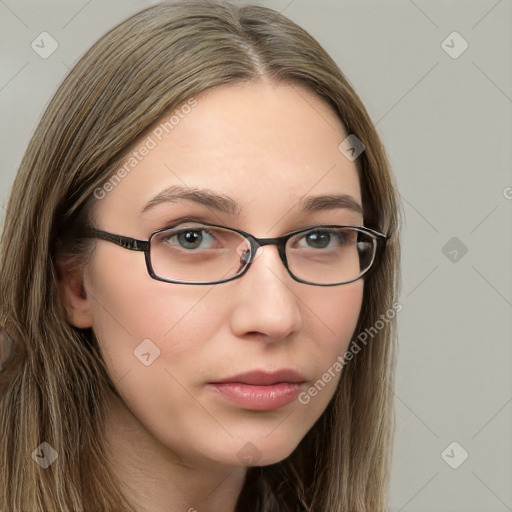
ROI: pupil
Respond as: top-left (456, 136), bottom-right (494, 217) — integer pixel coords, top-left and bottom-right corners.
top-left (178, 231), bottom-right (202, 249)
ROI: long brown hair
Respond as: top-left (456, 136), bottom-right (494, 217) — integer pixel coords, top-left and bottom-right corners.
top-left (0, 1), bottom-right (401, 510)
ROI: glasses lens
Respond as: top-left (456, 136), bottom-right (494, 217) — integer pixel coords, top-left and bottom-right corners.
top-left (149, 224), bottom-right (250, 283)
top-left (286, 227), bottom-right (377, 285)
top-left (148, 224), bottom-right (378, 285)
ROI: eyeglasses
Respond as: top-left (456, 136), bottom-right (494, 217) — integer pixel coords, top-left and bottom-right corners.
top-left (87, 222), bottom-right (388, 286)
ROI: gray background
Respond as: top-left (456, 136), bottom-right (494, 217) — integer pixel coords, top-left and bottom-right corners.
top-left (1, 1), bottom-right (511, 510)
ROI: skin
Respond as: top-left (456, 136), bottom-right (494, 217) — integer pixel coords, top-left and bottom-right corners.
top-left (60, 79), bottom-right (364, 512)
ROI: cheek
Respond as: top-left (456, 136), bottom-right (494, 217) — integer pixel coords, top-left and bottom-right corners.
top-left (298, 280), bottom-right (364, 402)
top-left (85, 248), bottom-right (221, 381)
top-left (85, 253), bottom-right (228, 452)
top-left (309, 280), bottom-right (364, 355)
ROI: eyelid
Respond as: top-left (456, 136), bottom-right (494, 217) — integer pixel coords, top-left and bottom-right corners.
top-left (158, 216), bottom-right (217, 231)
top-left (155, 218), bottom-right (363, 237)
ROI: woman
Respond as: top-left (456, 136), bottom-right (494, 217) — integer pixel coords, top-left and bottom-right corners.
top-left (0, 1), bottom-right (401, 510)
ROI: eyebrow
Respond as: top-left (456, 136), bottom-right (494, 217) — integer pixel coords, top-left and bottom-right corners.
top-left (141, 185), bottom-right (363, 216)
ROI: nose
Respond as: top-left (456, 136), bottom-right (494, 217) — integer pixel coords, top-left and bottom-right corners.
top-left (229, 245), bottom-right (303, 342)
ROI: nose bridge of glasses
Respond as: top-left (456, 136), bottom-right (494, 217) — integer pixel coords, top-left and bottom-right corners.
top-left (245, 235), bottom-right (288, 265)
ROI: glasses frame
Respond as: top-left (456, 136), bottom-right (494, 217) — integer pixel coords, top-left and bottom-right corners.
top-left (87, 222), bottom-right (388, 286)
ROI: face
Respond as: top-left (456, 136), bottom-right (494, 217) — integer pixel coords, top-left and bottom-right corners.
top-left (72, 81), bottom-right (364, 469)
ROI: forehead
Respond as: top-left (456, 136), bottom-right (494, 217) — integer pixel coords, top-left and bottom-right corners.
top-left (92, 81), bottom-right (362, 230)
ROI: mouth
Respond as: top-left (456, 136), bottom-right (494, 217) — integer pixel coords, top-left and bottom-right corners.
top-left (207, 369), bottom-right (307, 411)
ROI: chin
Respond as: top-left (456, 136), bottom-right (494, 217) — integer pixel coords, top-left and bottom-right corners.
top-left (224, 429), bottom-right (305, 468)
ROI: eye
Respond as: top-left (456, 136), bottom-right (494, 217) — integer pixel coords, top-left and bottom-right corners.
top-left (296, 229), bottom-right (346, 249)
top-left (163, 228), bottom-right (217, 250)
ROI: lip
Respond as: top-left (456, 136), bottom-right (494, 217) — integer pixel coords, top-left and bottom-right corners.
top-left (208, 369), bottom-right (306, 411)
top-left (212, 369), bottom-right (306, 386)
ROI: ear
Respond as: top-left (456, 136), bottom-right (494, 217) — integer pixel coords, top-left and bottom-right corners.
top-left (56, 256), bottom-right (94, 329)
